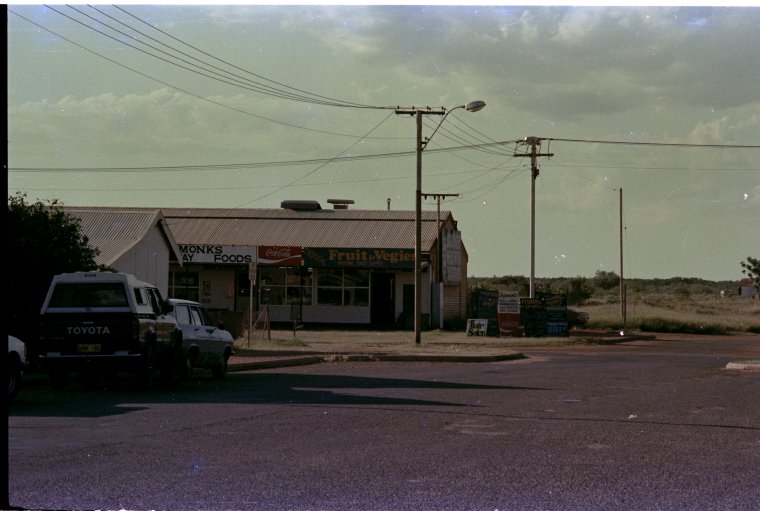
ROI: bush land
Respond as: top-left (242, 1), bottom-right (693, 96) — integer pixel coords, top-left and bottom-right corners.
top-left (469, 274), bottom-right (760, 334)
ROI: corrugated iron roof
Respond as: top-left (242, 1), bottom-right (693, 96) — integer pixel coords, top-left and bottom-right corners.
top-left (65, 208), bottom-right (181, 265)
top-left (67, 206), bottom-right (453, 251)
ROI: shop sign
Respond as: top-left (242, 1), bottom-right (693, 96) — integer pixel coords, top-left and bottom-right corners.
top-left (497, 290), bottom-right (521, 337)
top-left (258, 246), bottom-right (302, 266)
top-left (303, 247), bottom-right (415, 268)
top-left (178, 244), bottom-right (256, 264)
top-left (442, 230), bottom-right (462, 284)
top-left (519, 293), bottom-right (569, 337)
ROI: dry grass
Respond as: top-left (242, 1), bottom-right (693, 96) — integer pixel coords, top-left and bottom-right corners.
top-left (585, 296), bottom-right (760, 333)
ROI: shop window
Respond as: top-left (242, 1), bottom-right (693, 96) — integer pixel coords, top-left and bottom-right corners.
top-left (318, 288), bottom-right (343, 306)
top-left (316, 268), bottom-right (369, 307)
top-left (259, 267), bottom-right (312, 306)
top-left (170, 271), bottom-right (199, 301)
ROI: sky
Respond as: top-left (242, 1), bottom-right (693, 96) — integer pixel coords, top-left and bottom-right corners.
top-left (6, 3), bottom-right (760, 281)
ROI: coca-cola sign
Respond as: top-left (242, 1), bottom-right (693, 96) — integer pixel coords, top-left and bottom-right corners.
top-left (258, 246), bottom-right (302, 266)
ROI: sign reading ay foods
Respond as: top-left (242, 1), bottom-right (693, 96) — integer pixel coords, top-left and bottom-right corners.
top-left (303, 247), bottom-right (415, 268)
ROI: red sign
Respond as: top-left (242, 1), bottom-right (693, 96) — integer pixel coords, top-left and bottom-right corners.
top-left (257, 246), bottom-right (302, 266)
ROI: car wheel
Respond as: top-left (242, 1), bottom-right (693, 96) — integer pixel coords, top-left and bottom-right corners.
top-left (139, 345), bottom-right (157, 390)
top-left (160, 347), bottom-right (185, 387)
top-left (211, 356), bottom-right (228, 379)
top-left (183, 355), bottom-right (193, 381)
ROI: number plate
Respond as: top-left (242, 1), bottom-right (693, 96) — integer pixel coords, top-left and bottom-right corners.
top-left (77, 344), bottom-right (102, 353)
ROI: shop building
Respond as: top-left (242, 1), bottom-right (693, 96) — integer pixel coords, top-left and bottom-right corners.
top-left (66, 201), bottom-right (468, 334)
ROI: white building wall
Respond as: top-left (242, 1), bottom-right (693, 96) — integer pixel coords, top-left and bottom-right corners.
top-left (112, 226), bottom-right (171, 296)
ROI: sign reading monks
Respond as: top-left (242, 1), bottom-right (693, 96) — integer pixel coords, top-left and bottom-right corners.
top-left (303, 248), bottom-right (415, 268)
top-left (179, 245), bottom-right (257, 264)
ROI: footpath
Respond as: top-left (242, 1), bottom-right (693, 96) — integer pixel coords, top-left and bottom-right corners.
top-left (229, 329), bottom-right (659, 372)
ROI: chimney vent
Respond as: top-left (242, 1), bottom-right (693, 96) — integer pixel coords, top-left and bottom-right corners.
top-left (327, 199), bottom-right (355, 210)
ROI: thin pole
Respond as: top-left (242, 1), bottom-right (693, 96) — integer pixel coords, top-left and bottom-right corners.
top-left (514, 137), bottom-right (552, 299)
top-left (414, 110), bottom-right (423, 344)
top-left (530, 142), bottom-right (537, 298)
top-left (619, 188), bottom-right (626, 330)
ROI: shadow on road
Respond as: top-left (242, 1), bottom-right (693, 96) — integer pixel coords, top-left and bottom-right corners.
top-left (9, 371), bottom-right (552, 418)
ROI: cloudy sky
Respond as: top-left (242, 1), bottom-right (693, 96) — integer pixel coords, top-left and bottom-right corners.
top-left (7, 4), bottom-right (760, 281)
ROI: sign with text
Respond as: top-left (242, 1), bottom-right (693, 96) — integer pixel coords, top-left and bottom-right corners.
top-left (303, 247), bottom-right (415, 268)
top-left (519, 294), bottom-right (569, 337)
top-left (474, 289), bottom-right (499, 336)
top-left (179, 244), bottom-right (256, 264)
top-left (520, 297), bottom-right (547, 337)
top-left (543, 293), bottom-right (569, 337)
top-left (442, 230), bottom-right (462, 285)
top-left (497, 290), bottom-right (522, 337)
top-left (258, 246), bottom-right (302, 266)
top-left (466, 319), bottom-right (488, 336)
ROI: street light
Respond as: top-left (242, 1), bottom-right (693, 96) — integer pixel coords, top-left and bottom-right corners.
top-left (395, 100), bottom-right (486, 344)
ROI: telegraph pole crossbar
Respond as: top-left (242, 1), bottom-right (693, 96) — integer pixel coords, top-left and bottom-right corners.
top-left (514, 137), bottom-right (554, 298)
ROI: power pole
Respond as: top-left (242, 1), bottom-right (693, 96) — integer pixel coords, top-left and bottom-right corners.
top-left (619, 187), bottom-right (627, 332)
top-left (422, 192), bottom-right (460, 283)
top-left (514, 137), bottom-right (553, 298)
top-left (394, 107), bottom-right (446, 344)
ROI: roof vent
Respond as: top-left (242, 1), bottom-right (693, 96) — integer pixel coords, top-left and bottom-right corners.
top-left (281, 200), bottom-right (322, 211)
top-left (327, 199), bottom-right (355, 210)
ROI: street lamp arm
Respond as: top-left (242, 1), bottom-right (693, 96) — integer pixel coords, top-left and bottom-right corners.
top-left (422, 100), bottom-right (487, 151)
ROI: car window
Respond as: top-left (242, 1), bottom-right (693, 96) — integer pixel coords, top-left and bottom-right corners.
top-left (133, 287), bottom-right (146, 305)
top-left (174, 304), bottom-right (191, 325)
top-left (197, 306), bottom-right (213, 327)
top-left (146, 288), bottom-right (163, 315)
top-left (189, 306), bottom-right (204, 326)
top-left (49, 283), bottom-right (129, 308)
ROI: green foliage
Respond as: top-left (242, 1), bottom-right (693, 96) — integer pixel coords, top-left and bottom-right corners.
top-left (564, 277), bottom-right (592, 305)
top-left (740, 256), bottom-right (760, 289)
top-left (7, 193), bottom-right (107, 349)
top-left (593, 270), bottom-right (619, 290)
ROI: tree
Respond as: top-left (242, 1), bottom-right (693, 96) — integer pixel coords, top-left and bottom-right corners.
top-left (740, 256), bottom-right (760, 291)
top-left (565, 277), bottom-right (593, 305)
top-left (593, 270), bottom-right (619, 290)
top-left (7, 193), bottom-right (107, 356)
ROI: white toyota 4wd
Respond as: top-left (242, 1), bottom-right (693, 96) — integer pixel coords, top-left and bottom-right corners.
top-left (39, 272), bottom-right (183, 388)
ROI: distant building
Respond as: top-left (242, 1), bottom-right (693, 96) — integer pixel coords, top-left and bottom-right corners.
top-left (66, 208), bottom-right (182, 297)
top-left (65, 201), bottom-right (469, 334)
top-left (738, 278), bottom-right (758, 299)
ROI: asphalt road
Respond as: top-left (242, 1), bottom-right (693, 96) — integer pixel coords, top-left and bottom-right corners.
top-left (7, 336), bottom-right (760, 511)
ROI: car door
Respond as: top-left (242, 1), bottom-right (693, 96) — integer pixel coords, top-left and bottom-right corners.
top-left (188, 304), bottom-right (219, 364)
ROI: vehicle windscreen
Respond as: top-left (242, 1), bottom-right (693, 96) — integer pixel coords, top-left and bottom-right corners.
top-left (48, 283), bottom-right (129, 308)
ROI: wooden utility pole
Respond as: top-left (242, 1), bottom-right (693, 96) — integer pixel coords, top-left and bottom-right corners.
top-left (514, 137), bottom-right (553, 298)
top-left (620, 188), bottom-right (627, 331)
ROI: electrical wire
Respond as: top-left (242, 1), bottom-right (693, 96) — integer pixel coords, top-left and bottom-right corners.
top-left (8, 140), bottom-right (518, 173)
top-left (232, 110), bottom-right (398, 207)
top-left (50, 5), bottom-right (393, 110)
top-left (111, 5), bottom-right (379, 110)
top-left (9, 8), bottom-right (391, 140)
top-left (547, 137), bottom-right (760, 149)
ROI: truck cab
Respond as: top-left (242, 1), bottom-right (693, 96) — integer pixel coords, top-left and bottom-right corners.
top-left (39, 271), bottom-right (182, 388)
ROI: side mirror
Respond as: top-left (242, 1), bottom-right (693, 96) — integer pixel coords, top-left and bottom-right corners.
top-left (163, 301), bottom-right (174, 314)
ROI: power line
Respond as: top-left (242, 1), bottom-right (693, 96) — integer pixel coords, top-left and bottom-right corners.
top-left (233, 110), bottom-right (398, 207)
top-left (48, 5), bottom-right (393, 110)
top-left (9, 8), bottom-right (393, 140)
top-left (8, 141), bottom-right (519, 173)
top-left (111, 5), bottom-right (381, 110)
top-left (547, 137), bottom-right (760, 149)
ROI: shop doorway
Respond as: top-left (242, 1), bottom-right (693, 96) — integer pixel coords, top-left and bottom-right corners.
top-left (370, 273), bottom-right (395, 328)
